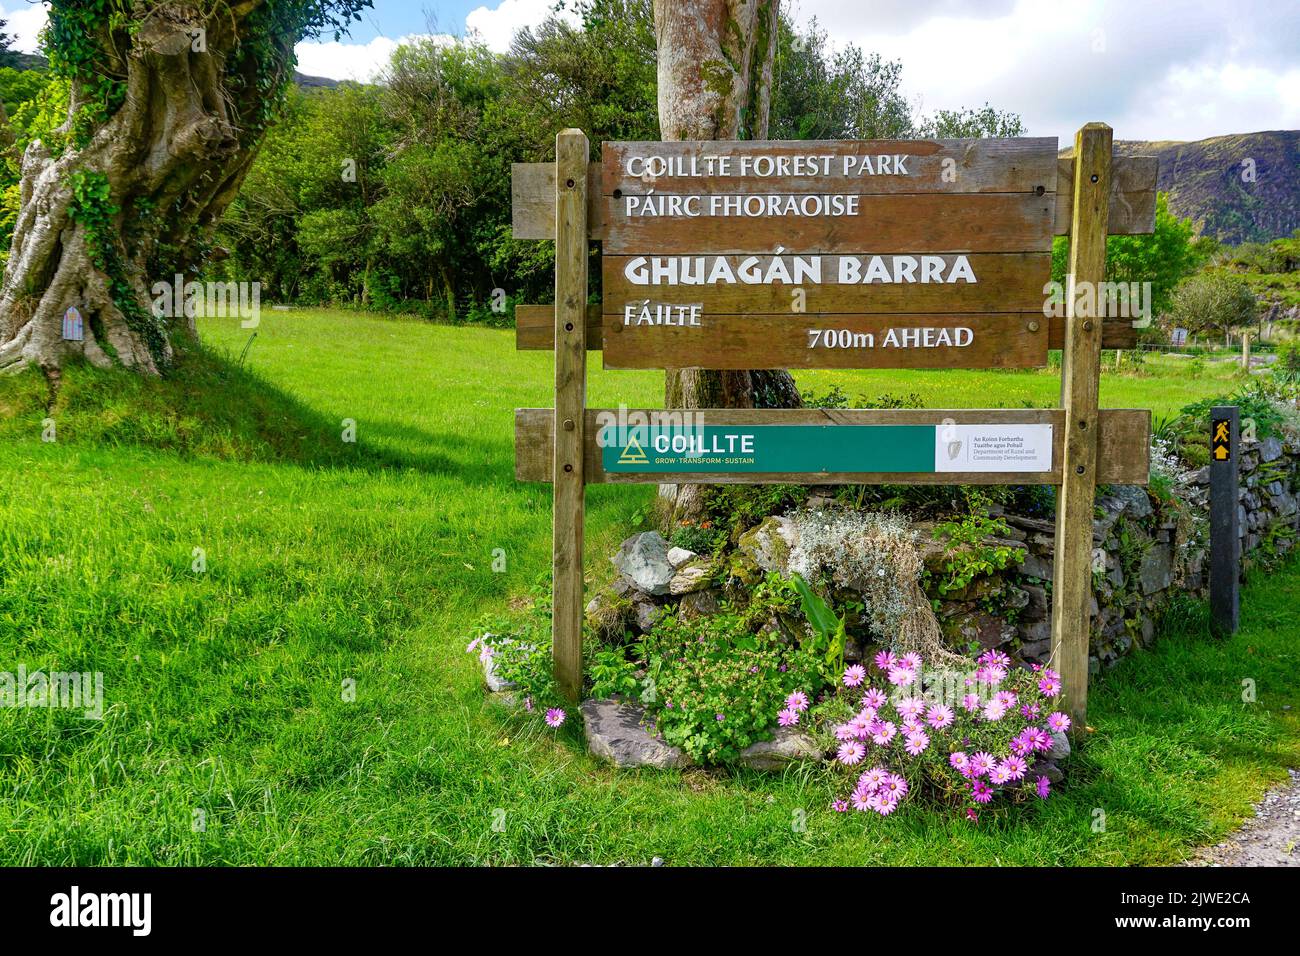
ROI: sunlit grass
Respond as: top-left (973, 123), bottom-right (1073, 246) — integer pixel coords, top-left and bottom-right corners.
top-left (0, 308), bottom-right (1292, 865)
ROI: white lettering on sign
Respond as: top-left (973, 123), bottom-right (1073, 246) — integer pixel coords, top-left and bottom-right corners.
top-left (624, 194), bottom-right (860, 218)
top-left (934, 424), bottom-right (1053, 473)
top-left (808, 328), bottom-right (974, 349)
top-left (623, 255), bottom-right (976, 287)
top-left (622, 153), bottom-right (914, 180)
top-left (623, 302), bottom-right (703, 326)
top-left (652, 433), bottom-right (755, 456)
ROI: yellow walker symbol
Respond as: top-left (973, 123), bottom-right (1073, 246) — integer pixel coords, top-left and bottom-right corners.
top-left (618, 434), bottom-right (648, 465)
top-left (1212, 420), bottom-right (1231, 461)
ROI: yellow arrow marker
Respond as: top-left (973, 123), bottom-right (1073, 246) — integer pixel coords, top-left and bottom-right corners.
top-left (1214, 445), bottom-right (1229, 461)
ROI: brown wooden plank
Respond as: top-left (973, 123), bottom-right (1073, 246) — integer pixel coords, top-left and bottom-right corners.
top-left (551, 130), bottom-right (589, 702)
top-left (602, 252), bottom-right (1049, 315)
top-left (1055, 154), bottom-right (1157, 235)
top-left (602, 138), bottom-right (1059, 195)
top-left (516, 302), bottom-right (1138, 351)
top-left (512, 154), bottom-right (1156, 240)
top-left (515, 407), bottom-right (1150, 485)
top-left (602, 313), bottom-right (1047, 370)
top-left (1051, 123), bottom-right (1113, 731)
top-left (601, 192), bottom-right (1055, 255)
top-left (511, 163), bottom-right (603, 240)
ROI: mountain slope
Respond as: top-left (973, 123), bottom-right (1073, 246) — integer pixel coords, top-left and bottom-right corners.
top-left (1110, 131), bottom-right (1299, 244)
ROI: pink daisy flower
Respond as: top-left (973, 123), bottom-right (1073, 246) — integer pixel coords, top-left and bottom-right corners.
top-left (544, 708), bottom-right (566, 728)
top-left (859, 766), bottom-right (889, 792)
top-left (1047, 711), bottom-right (1072, 733)
top-left (1003, 755), bottom-right (1027, 780)
top-left (1039, 676), bottom-right (1061, 696)
top-left (837, 740), bottom-right (866, 765)
top-left (863, 688), bottom-right (887, 710)
top-left (857, 705), bottom-right (878, 723)
top-left (961, 693), bottom-right (982, 712)
top-left (896, 696), bottom-right (926, 719)
top-left (778, 708), bottom-right (800, 727)
top-left (901, 717), bottom-right (924, 736)
top-left (926, 704), bottom-right (955, 729)
top-left (835, 723), bottom-right (858, 741)
top-left (982, 698), bottom-right (1007, 722)
top-left (849, 716), bottom-right (872, 739)
top-left (874, 650), bottom-right (896, 670)
top-left (968, 752), bottom-right (996, 778)
top-left (1035, 776), bottom-right (1051, 799)
top-left (832, 799), bottom-right (849, 812)
top-left (875, 793), bottom-right (899, 816)
top-left (466, 638), bottom-right (481, 653)
top-left (785, 691), bottom-right (810, 713)
top-left (1009, 733), bottom-right (1033, 757)
top-left (870, 720), bottom-right (897, 746)
top-left (989, 764), bottom-right (1012, 785)
top-left (851, 790), bottom-right (872, 812)
top-left (887, 666), bottom-right (916, 687)
top-left (899, 652), bottom-right (922, 671)
top-left (1021, 702), bottom-right (1042, 719)
top-left (1027, 728), bottom-right (1052, 752)
top-left (843, 665), bottom-right (867, 688)
top-left (904, 731), bottom-right (930, 756)
top-left (949, 751), bottom-right (969, 770)
top-left (971, 780), bottom-right (994, 803)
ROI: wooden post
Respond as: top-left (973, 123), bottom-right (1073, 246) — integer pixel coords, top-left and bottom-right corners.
top-left (1050, 123), bottom-right (1112, 731)
top-left (553, 129), bottom-right (589, 701)
top-left (1242, 331), bottom-right (1250, 371)
top-left (1210, 405), bottom-right (1240, 636)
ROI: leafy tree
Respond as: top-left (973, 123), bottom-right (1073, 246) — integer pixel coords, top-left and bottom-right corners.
top-left (0, 0), bottom-right (374, 376)
top-left (1168, 271), bottom-right (1258, 341)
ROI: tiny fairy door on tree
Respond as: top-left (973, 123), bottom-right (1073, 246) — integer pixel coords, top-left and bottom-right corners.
top-left (62, 307), bottom-right (84, 342)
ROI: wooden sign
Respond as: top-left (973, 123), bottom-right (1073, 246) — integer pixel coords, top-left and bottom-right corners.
top-left (509, 125), bottom-right (1158, 730)
top-left (599, 138), bottom-right (1058, 370)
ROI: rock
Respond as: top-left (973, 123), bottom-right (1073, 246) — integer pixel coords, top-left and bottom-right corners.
top-left (613, 531), bottom-right (675, 596)
top-left (1021, 583), bottom-right (1049, 621)
top-left (482, 640), bottom-right (519, 692)
top-left (678, 588), bottom-right (721, 619)
top-left (651, 857), bottom-right (665, 867)
top-left (1019, 637), bottom-right (1052, 662)
top-left (1048, 730), bottom-right (1071, 761)
top-left (734, 726), bottom-right (823, 770)
top-left (581, 697), bottom-right (691, 769)
top-left (1019, 551), bottom-right (1053, 580)
top-left (632, 597), bottom-right (663, 633)
top-left (668, 557), bottom-right (717, 595)
top-left (947, 609), bottom-right (1017, 649)
top-left (736, 516), bottom-right (796, 573)
top-left (1032, 759), bottom-right (1064, 784)
top-left (1259, 436), bottom-right (1284, 462)
top-left (666, 546), bottom-right (697, 569)
top-left (1138, 543), bottom-right (1173, 594)
top-left (1110, 485), bottom-right (1153, 519)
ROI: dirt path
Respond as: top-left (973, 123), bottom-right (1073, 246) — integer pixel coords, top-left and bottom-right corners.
top-left (1188, 769), bottom-right (1300, 866)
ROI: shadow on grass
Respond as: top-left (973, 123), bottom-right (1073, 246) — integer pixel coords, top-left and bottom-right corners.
top-left (0, 338), bottom-right (509, 478)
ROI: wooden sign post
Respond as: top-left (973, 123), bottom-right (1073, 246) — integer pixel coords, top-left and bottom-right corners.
top-left (512, 127), bottom-right (1156, 722)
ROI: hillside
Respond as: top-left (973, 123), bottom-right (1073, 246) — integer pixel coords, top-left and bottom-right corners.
top-left (1066, 131), bottom-right (1300, 244)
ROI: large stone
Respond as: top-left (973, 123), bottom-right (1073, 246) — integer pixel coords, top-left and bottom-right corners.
top-left (581, 697), bottom-right (691, 769)
top-left (613, 531), bottom-right (674, 596)
top-left (481, 638), bottom-right (519, 692)
top-left (947, 609), bottom-right (1017, 649)
top-left (632, 597), bottom-right (663, 634)
top-left (1110, 485), bottom-right (1153, 519)
top-left (666, 546), bottom-right (697, 569)
top-left (678, 588), bottom-right (721, 619)
top-left (1259, 436), bottom-right (1284, 462)
top-left (1048, 730), bottom-right (1071, 761)
top-left (736, 516), bottom-right (796, 573)
top-left (668, 558), bottom-right (717, 595)
top-left (1138, 542), bottom-right (1173, 594)
top-left (1021, 583), bottom-right (1049, 621)
top-left (1019, 551), bottom-right (1053, 580)
top-left (735, 726), bottom-right (823, 770)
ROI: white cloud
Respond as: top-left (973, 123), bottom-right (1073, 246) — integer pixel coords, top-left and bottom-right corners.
top-left (293, 34), bottom-right (443, 83)
top-left (465, 0), bottom-right (579, 53)
top-left (1, 1), bottom-right (50, 54)
top-left (792, 0), bottom-right (1300, 143)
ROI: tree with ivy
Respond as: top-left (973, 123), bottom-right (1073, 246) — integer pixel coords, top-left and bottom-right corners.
top-left (0, 0), bottom-right (372, 375)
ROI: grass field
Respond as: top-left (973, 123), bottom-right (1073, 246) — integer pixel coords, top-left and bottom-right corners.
top-left (0, 308), bottom-right (1295, 865)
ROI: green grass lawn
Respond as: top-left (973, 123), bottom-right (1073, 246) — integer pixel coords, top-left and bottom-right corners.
top-left (0, 308), bottom-right (1294, 865)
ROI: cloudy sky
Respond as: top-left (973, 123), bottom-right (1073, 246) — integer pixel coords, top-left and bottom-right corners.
top-left (3, 0), bottom-right (1296, 143)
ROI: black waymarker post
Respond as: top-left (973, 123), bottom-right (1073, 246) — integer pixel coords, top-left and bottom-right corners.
top-left (1209, 405), bottom-right (1239, 636)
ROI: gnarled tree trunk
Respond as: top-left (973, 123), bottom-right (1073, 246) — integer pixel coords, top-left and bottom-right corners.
top-left (653, 0), bottom-right (802, 525)
top-left (0, 4), bottom-right (302, 375)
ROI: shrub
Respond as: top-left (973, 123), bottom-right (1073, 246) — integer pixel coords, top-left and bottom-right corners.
top-left (781, 650), bottom-right (1069, 819)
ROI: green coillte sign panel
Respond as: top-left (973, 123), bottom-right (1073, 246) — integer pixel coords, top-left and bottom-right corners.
top-left (600, 424), bottom-right (934, 473)
top-left (598, 423), bottom-right (1055, 474)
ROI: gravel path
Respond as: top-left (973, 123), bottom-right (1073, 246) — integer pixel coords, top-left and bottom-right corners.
top-left (1188, 768), bottom-right (1300, 866)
